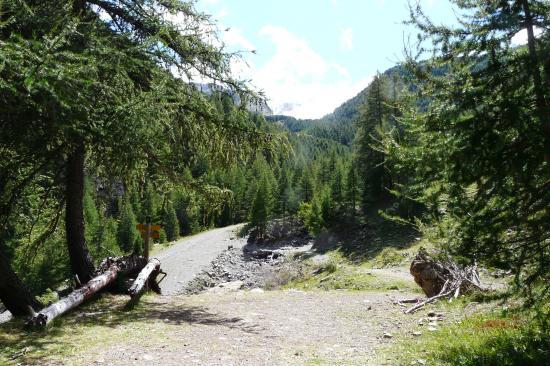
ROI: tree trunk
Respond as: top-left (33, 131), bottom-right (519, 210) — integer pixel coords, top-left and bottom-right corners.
top-left (0, 250), bottom-right (41, 316)
top-left (128, 258), bottom-right (161, 298)
top-left (521, 0), bottom-right (550, 159)
top-left (27, 254), bottom-right (148, 326)
top-left (66, 140), bottom-right (95, 283)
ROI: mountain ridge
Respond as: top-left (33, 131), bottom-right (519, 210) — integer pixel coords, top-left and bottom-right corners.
top-left (266, 64), bottom-right (404, 146)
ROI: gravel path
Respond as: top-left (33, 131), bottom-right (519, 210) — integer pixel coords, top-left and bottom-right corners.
top-left (39, 289), bottom-right (433, 366)
top-left (155, 224), bottom-right (247, 295)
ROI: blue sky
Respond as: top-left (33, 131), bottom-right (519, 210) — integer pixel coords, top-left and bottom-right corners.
top-left (193, 0), bottom-right (526, 119)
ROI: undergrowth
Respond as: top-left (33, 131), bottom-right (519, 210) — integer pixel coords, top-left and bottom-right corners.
top-left (387, 302), bottom-right (549, 366)
top-left (279, 250), bottom-right (421, 293)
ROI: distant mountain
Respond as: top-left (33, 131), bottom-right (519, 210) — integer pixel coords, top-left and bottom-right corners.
top-left (266, 64), bottom-right (405, 146)
top-left (193, 83), bottom-right (273, 116)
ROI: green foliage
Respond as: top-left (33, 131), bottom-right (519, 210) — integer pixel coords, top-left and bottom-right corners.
top-left (116, 200), bottom-right (140, 254)
top-left (355, 74), bottom-right (396, 210)
top-left (299, 171), bottom-right (314, 202)
top-left (383, 0), bottom-right (550, 300)
top-left (83, 180), bottom-right (100, 258)
top-left (372, 247), bottom-right (403, 268)
top-left (297, 201), bottom-right (324, 235)
top-left (173, 191), bottom-right (194, 236)
top-left (158, 228), bottom-right (167, 244)
top-left (392, 307), bottom-right (549, 366)
top-left (344, 163), bottom-right (359, 219)
top-left (96, 216), bottom-right (121, 258)
top-left (163, 201), bottom-right (180, 242)
top-left (249, 176), bottom-right (271, 237)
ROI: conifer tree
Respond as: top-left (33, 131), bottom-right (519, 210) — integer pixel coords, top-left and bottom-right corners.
top-left (277, 166), bottom-right (292, 216)
top-left (173, 191), bottom-right (192, 236)
top-left (300, 172), bottom-right (314, 202)
top-left (83, 180), bottom-right (100, 258)
top-left (163, 201), bottom-right (180, 242)
top-left (345, 164), bottom-right (359, 219)
top-left (116, 200), bottom-right (140, 253)
top-left (388, 0), bottom-right (550, 297)
top-left (330, 164), bottom-right (344, 205)
top-left (355, 74), bottom-right (389, 211)
top-left (250, 176), bottom-right (271, 238)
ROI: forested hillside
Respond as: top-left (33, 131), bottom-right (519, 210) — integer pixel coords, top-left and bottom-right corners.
top-left (267, 65), bottom-right (405, 146)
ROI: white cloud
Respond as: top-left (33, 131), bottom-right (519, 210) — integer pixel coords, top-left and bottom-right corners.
top-left (339, 27), bottom-right (353, 50)
top-left (511, 27), bottom-right (543, 46)
top-left (223, 27), bottom-right (255, 51)
top-left (247, 25), bottom-right (370, 119)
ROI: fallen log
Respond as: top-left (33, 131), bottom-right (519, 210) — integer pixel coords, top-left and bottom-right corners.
top-left (26, 255), bottom-right (147, 327)
top-left (405, 248), bottom-right (486, 314)
top-left (128, 258), bottom-right (161, 298)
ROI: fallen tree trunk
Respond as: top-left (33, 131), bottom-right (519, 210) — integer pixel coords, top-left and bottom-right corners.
top-left (406, 248), bottom-right (486, 314)
top-left (128, 258), bottom-right (161, 298)
top-left (26, 254), bottom-right (147, 327)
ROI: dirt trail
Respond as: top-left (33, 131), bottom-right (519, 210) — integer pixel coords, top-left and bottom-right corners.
top-left (155, 224), bottom-right (246, 295)
top-left (46, 290), bottom-right (424, 366)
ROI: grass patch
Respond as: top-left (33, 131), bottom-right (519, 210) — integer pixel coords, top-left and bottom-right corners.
top-left (286, 268), bottom-right (418, 292)
top-left (387, 305), bottom-right (549, 366)
top-left (0, 294), bottom-right (170, 365)
top-left (282, 250), bottom-right (420, 293)
top-left (370, 247), bottom-right (406, 268)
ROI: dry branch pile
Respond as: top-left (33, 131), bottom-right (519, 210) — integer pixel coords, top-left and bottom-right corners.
top-left (404, 248), bottom-right (485, 314)
top-left (26, 255), bottom-right (164, 327)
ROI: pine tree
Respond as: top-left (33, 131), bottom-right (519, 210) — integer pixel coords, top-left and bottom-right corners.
top-left (142, 183), bottom-right (159, 223)
top-left (319, 189), bottom-right (332, 225)
top-left (300, 172), bottom-right (314, 202)
top-left (97, 215), bottom-right (121, 258)
top-left (163, 201), bottom-right (180, 242)
top-left (389, 0), bottom-right (550, 297)
top-left (117, 200), bottom-right (140, 253)
top-left (83, 179), bottom-right (100, 258)
top-left (250, 177), bottom-right (270, 238)
top-left (345, 164), bottom-right (359, 219)
top-left (330, 164), bottom-right (344, 205)
top-left (173, 191), bottom-right (192, 235)
top-left (355, 74), bottom-right (389, 212)
top-left (277, 166), bottom-right (292, 216)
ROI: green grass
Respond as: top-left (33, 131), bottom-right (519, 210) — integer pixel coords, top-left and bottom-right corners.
top-left (0, 294), bottom-right (169, 365)
top-left (283, 250), bottom-right (421, 293)
top-left (369, 247), bottom-right (406, 268)
top-left (385, 305), bottom-right (549, 366)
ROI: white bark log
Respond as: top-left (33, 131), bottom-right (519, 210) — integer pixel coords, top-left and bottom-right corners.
top-left (26, 254), bottom-right (148, 327)
top-left (128, 258), bottom-right (161, 298)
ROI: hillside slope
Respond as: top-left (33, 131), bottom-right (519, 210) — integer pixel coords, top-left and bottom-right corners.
top-left (266, 65), bottom-right (405, 146)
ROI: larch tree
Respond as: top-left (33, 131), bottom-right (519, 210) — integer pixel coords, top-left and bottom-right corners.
top-left (0, 0), bottom-right (272, 314)
top-left (250, 176), bottom-right (271, 238)
top-left (385, 0), bottom-right (550, 299)
top-left (355, 74), bottom-right (390, 211)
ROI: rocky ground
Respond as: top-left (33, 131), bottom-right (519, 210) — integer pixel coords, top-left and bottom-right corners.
top-left (183, 229), bottom-right (313, 294)
top-left (5, 289), bottom-right (464, 366)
